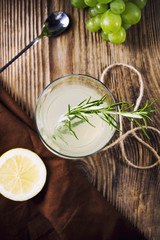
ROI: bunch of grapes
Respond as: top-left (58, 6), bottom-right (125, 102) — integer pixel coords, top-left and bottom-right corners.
top-left (70, 0), bottom-right (147, 44)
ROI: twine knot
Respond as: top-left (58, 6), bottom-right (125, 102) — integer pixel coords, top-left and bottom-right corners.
top-left (100, 63), bottom-right (160, 169)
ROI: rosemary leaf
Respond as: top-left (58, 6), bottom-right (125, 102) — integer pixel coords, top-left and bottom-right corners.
top-left (52, 95), bottom-right (157, 141)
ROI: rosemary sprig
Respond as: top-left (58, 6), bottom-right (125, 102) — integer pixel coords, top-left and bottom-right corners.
top-left (52, 95), bottom-right (157, 141)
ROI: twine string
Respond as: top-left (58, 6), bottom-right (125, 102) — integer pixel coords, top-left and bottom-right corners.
top-left (100, 63), bottom-right (160, 169)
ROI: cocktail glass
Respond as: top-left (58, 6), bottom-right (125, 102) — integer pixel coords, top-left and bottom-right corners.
top-left (35, 74), bottom-right (118, 159)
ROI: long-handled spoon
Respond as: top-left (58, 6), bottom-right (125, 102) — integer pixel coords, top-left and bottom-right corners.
top-left (0, 11), bottom-right (69, 73)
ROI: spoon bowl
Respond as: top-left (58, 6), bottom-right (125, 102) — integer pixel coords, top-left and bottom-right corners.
top-left (43, 11), bottom-right (70, 37)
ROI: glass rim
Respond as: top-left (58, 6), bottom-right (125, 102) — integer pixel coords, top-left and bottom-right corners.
top-left (35, 74), bottom-right (119, 159)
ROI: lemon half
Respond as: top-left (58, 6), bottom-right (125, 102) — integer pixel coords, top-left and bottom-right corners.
top-left (0, 148), bottom-right (47, 201)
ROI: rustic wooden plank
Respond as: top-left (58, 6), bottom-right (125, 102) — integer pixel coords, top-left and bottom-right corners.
top-left (0, 0), bottom-right (159, 239)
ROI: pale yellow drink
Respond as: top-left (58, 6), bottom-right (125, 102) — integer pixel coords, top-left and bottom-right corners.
top-left (36, 75), bottom-right (117, 159)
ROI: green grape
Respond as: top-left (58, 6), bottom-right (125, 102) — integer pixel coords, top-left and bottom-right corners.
top-left (130, 0), bottom-right (147, 9)
top-left (88, 7), bottom-right (99, 17)
top-left (101, 30), bottom-right (110, 41)
top-left (84, 0), bottom-right (98, 7)
top-left (98, 0), bottom-right (112, 3)
top-left (70, 0), bottom-right (87, 8)
top-left (110, 0), bottom-right (126, 14)
top-left (101, 9), bottom-right (122, 34)
top-left (96, 3), bottom-right (108, 13)
top-left (108, 26), bottom-right (126, 43)
top-left (94, 14), bottom-right (103, 28)
top-left (121, 2), bottom-right (141, 25)
top-left (122, 22), bottom-right (131, 30)
top-left (86, 17), bottom-right (101, 32)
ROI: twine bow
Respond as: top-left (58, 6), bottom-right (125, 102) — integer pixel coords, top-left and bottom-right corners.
top-left (100, 63), bottom-right (160, 169)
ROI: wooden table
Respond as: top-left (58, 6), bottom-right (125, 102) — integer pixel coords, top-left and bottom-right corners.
top-left (0, 0), bottom-right (160, 239)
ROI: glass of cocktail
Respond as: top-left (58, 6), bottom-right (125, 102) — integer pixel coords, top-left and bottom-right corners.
top-left (35, 74), bottom-right (118, 159)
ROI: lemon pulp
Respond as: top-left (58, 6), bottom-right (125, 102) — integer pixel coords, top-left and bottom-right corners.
top-left (0, 148), bottom-right (47, 201)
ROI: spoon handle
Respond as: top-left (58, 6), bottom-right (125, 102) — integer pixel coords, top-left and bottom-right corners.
top-left (0, 38), bottom-right (39, 73)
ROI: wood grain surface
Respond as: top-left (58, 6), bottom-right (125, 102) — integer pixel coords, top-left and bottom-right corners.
top-left (0, 0), bottom-right (160, 239)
